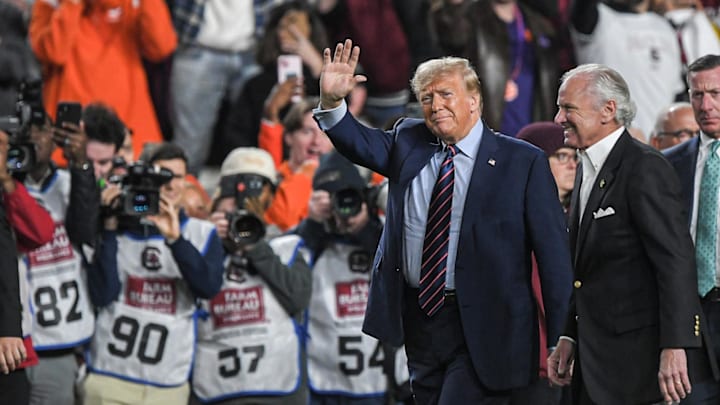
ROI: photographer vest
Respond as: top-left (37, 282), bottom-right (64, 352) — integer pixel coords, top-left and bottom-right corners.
top-left (25, 169), bottom-right (95, 349)
top-left (192, 234), bottom-right (308, 401)
top-left (88, 217), bottom-right (215, 386)
top-left (307, 241), bottom-right (388, 396)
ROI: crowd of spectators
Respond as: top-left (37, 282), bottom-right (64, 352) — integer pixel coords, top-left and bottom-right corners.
top-left (0, 0), bottom-right (719, 404)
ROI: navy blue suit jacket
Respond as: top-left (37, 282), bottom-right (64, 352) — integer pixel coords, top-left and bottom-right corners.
top-left (324, 112), bottom-right (573, 390)
top-left (664, 136), bottom-right (700, 226)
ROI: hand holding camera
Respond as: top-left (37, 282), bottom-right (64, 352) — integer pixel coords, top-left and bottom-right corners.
top-left (146, 194), bottom-right (181, 242)
top-left (0, 131), bottom-right (15, 192)
top-left (53, 121), bottom-right (88, 169)
top-left (308, 189), bottom-right (332, 223)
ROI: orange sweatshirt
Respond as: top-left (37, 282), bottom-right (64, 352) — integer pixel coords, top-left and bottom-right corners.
top-left (29, 0), bottom-right (177, 164)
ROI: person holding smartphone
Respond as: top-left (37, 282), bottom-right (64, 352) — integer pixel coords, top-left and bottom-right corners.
top-left (223, 2), bottom-right (330, 158)
top-left (21, 104), bottom-right (100, 405)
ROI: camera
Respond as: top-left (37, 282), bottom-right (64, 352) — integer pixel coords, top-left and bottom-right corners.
top-left (225, 209), bottom-right (266, 248)
top-left (0, 80), bottom-right (44, 173)
top-left (332, 188), bottom-right (365, 219)
top-left (107, 162), bottom-right (173, 216)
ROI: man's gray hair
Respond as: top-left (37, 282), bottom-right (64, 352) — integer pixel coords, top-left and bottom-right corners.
top-left (560, 64), bottom-right (637, 127)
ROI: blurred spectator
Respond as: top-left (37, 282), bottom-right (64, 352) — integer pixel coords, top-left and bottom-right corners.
top-left (170, 0), bottom-right (289, 175)
top-left (192, 146), bottom-right (312, 404)
top-left (316, 0), bottom-right (411, 127)
top-left (84, 143), bottom-right (224, 405)
top-left (223, 1), bottom-right (328, 155)
top-left (517, 122), bottom-right (576, 210)
top-left (180, 181), bottom-right (211, 220)
top-left (261, 99), bottom-right (334, 231)
top-left (570, 0), bottom-right (684, 138)
top-left (650, 102), bottom-right (700, 150)
top-left (432, 0), bottom-right (560, 136)
top-left (23, 116), bottom-right (99, 405)
top-left (652, 0), bottom-right (720, 97)
top-left (29, 0), bottom-right (177, 163)
top-left (294, 151), bottom-right (400, 404)
top-left (83, 103), bottom-right (126, 182)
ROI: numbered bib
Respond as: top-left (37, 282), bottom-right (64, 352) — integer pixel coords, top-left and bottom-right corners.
top-left (193, 237), bottom-right (307, 401)
top-left (89, 301), bottom-right (195, 386)
top-left (308, 243), bottom-right (386, 395)
top-left (27, 224), bottom-right (95, 349)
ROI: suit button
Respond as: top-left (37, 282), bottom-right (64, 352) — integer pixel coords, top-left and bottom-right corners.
top-left (574, 280), bottom-right (582, 289)
top-left (395, 268), bottom-right (400, 272)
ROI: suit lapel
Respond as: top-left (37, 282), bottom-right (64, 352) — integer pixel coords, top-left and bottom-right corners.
top-left (574, 132), bottom-right (630, 265)
top-left (397, 127), bottom-right (439, 188)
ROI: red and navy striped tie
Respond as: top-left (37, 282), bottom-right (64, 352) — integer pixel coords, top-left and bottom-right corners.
top-left (419, 144), bottom-right (456, 316)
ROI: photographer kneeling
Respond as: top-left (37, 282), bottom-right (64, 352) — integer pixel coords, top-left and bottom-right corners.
top-left (190, 147), bottom-right (312, 405)
top-left (85, 143), bottom-right (224, 405)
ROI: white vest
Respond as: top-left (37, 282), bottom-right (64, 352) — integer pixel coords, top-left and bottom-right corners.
top-left (25, 170), bottom-right (95, 349)
top-left (307, 242), bottom-right (387, 396)
top-left (88, 217), bottom-right (215, 386)
top-left (193, 235), bottom-right (308, 401)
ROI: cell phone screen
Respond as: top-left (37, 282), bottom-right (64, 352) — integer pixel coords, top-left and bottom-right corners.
top-left (277, 54), bottom-right (303, 83)
top-left (55, 102), bottom-right (82, 128)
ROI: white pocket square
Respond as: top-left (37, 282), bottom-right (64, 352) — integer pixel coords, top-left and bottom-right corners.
top-left (593, 206), bottom-right (615, 219)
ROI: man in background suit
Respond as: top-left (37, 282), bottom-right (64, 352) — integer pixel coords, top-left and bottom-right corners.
top-left (664, 53), bottom-right (720, 403)
top-left (547, 63), bottom-right (707, 404)
top-left (314, 39), bottom-right (573, 404)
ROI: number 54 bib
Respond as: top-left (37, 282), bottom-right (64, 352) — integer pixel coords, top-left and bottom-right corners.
top-left (88, 301), bottom-right (195, 386)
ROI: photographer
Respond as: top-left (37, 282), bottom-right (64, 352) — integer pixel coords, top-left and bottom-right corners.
top-left (191, 147), bottom-right (312, 405)
top-left (19, 100), bottom-right (99, 405)
top-left (0, 126), bottom-right (55, 405)
top-left (84, 143), bottom-right (224, 405)
top-left (293, 151), bottom-right (405, 404)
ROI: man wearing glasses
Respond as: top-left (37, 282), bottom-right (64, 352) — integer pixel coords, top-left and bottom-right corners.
top-left (651, 102), bottom-right (700, 150)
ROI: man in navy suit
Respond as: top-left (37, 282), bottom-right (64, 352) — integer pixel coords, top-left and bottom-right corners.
top-left (313, 39), bottom-right (573, 405)
top-left (664, 54), bottom-right (720, 404)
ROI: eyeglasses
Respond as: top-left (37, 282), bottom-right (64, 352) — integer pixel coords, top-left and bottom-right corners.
top-left (656, 129), bottom-right (699, 141)
top-left (551, 151), bottom-right (579, 164)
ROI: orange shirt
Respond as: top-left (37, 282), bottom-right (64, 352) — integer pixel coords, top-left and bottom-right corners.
top-left (29, 0), bottom-right (177, 164)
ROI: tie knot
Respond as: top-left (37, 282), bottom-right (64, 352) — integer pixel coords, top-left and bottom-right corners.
top-left (446, 144), bottom-right (457, 157)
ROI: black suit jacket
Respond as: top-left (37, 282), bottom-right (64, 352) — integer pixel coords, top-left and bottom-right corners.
top-left (567, 131), bottom-right (703, 404)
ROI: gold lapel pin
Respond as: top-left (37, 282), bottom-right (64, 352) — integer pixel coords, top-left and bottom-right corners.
top-left (488, 159), bottom-right (496, 166)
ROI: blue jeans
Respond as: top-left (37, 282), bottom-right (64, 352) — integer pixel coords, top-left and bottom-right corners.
top-left (170, 44), bottom-right (259, 175)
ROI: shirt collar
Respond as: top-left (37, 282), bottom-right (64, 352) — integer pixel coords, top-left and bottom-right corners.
top-left (441, 119), bottom-right (485, 160)
top-left (700, 131), bottom-right (718, 151)
top-left (583, 126), bottom-right (625, 173)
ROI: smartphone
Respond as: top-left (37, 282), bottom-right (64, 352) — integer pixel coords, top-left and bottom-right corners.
top-left (277, 54), bottom-right (303, 84)
top-left (55, 101), bottom-right (82, 129)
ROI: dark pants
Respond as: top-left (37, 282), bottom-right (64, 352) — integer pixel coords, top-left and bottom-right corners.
top-left (0, 368), bottom-right (29, 405)
top-left (403, 288), bottom-right (510, 405)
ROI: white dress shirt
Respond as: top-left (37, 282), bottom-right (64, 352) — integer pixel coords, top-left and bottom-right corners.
top-left (578, 127), bottom-right (625, 221)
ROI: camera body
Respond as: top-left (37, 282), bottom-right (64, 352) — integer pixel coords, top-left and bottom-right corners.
top-left (107, 162), bottom-right (173, 216)
top-left (332, 188), bottom-right (364, 219)
top-left (225, 209), bottom-right (266, 249)
top-left (0, 80), bottom-right (44, 173)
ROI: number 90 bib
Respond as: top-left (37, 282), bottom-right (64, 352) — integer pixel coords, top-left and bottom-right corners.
top-left (88, 302), bottom-right (195, 386)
